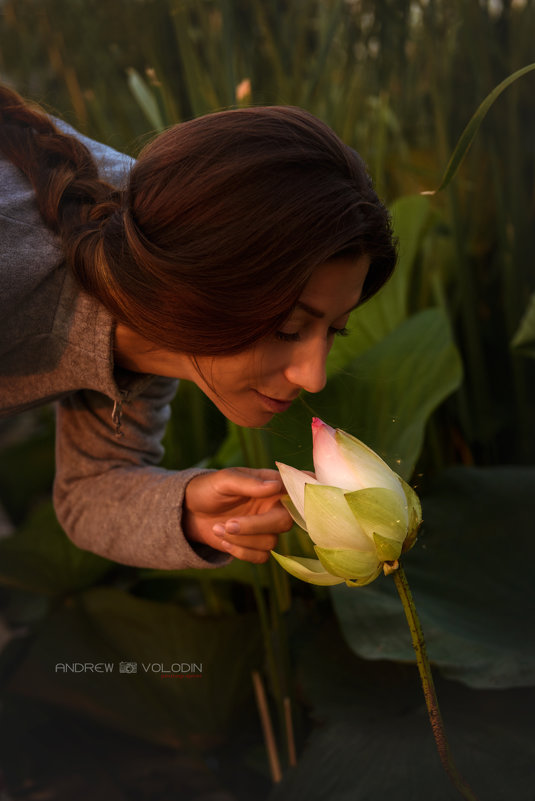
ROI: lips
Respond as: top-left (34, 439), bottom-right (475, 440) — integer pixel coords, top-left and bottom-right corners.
top-left (253, 390), bottom-right (297, 414)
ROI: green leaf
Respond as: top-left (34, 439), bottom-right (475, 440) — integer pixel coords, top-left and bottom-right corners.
top-left (269, 616), bottom-right (535, 801)
top-left (270, 552), bottom-right (344, 586)
top-left (0, 407), bottom-right (55, 523)
top-left (0, 502), bottom-right (113, 596)
top-left (5, 587), bottom-right (262, 747)
top-left (327, 195), bottom-right (433, 373)
top-left (422, 63), bottom-right (535, 195)
top-left (511, 292), bottom-right (535, 358)
top-left (138, 558), bottom-right (270, 587)
top-left (331, 466), bottom-right (535, 689)
top-left (126, 68), bottom-right (165, 132)
top-left (314, 546), bottom-right (381, 584)
top-left (344, 487), bottom-right (408, 544)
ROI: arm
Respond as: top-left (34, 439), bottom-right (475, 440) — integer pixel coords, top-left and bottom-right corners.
top-left (53, 376), bottom-right (292, 569)
top-left (53, 375), bottom-right (230, 569)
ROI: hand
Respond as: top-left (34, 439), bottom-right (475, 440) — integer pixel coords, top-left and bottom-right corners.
top-left (183, 467), bottom-right (293, 564)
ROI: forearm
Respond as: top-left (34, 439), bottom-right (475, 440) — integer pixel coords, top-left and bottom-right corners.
top-left (53, 463), bottom-right (232, 569)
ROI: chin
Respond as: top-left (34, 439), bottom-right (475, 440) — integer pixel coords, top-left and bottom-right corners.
top-left (221, 406), bottom-right (274, 428)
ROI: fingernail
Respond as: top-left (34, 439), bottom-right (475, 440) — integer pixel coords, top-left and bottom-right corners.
top-left (263, 479), bottom-right (280, 485)
top-left (220, 540), bottom-right (232, 551)
top-left (213, 524), bottom-right (226, 537)
top-left (225, 521), bottom-right (240, 534)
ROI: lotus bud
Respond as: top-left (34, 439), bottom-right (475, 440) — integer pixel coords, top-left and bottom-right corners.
top-left (272, 418), bottom-right (422, 587)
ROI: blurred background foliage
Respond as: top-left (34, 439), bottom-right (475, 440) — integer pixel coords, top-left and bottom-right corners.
top-left (0, 1), bottom-right (534, 799)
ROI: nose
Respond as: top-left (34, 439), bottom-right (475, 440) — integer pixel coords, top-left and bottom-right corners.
top-left (284, 340), bottom-right (328, 394)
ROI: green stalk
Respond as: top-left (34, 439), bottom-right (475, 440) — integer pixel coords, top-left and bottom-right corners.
top-left (237, 426), bottom-right (295, 768)
top-left (392, 565), bottom-right (479, 801)
top-left (251, 565), bottom-right (283, 705)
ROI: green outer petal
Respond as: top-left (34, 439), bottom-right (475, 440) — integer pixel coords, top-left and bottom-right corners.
top-left (345, 569), bottom-right (383, 587)
top-left (280, 495), bottom-right (308, 532)
top-left (314, 545), bottom-right (381, 581)
top-left (372, 532), bottom-right (402, 561)
top-left (270, 551), bottom-right (345, 586)
top-left (305, 484), bottom-right (372, 551)
top-left (344, 487), bottom-right (408, 544)
top-left (398, 476), bottom-right (423, 552)
top-left (335, 429), bottom-right (407, 506)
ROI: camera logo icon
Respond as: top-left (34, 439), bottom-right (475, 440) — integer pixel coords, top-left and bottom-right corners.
top-left (119, 661), bottom-right (138, 674)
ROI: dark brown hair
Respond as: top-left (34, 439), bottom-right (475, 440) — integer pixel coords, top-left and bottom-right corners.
top-left (0, 85), bottom-right (396, 355)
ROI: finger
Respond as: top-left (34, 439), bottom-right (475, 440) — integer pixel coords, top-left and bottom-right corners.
top-left (214, 505), bottom-right (292, 537)
top-left (213, 531), bottom-right (279, 552)
top-left (219, 539), bottom-right (274, 564)
top-left (215, 468), bottom-right (284, 499)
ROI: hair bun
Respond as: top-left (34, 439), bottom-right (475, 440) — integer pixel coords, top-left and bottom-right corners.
top-left (89, 192), bottom-right (123, 223)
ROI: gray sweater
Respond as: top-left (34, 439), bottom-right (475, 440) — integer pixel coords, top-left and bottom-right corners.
top-left (0, 123), bottom-right (229, 570)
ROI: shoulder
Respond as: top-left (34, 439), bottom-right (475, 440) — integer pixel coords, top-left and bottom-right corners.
top-left (0, 157), bottom-right (62, 313)
top-left (53, 118), bottom-right (134, 189)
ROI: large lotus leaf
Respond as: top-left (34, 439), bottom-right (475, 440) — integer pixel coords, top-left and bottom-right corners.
top-left (326, 195), bottom-right (434, 374)
top-left (267, 615), bottom-right (535, 801)
top-left (138, 558), bottom-right (271, 587)
top-left (267, 308), bottom-right (462, 481)
top-left (4, 586), bottom-right (262, 747)
top-left (330, 466), bottom-right (535, 689)
top-left (0, 502), bottom-right (113, 596)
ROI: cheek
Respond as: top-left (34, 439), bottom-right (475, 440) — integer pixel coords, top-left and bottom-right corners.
top-left (213, 351), bottom-right (269, 392)
top-left (250, 344), bottom-right (288, 381)
top-left (202, 344), bottom-right (285, 397)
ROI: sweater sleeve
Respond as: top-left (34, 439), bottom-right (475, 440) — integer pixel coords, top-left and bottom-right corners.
top-left (53, 375), bottom-right (232, 570)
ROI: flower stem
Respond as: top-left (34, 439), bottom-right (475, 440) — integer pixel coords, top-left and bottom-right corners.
top-left (393, 565), bottom-right (479, 801)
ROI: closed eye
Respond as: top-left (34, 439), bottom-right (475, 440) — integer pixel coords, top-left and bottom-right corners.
top-left (275, 326), bottom-right (350, 342)
top-left (275, 331), bottom-right (300, 342)
top-left (330, 326), bottom-right (350, 338)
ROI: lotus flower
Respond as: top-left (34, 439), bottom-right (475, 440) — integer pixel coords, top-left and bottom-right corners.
top-left (272, 418), bottom-right (422, 587)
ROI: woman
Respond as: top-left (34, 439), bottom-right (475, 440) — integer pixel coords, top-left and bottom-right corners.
top-left (0, 85), bottom-right (396, 570)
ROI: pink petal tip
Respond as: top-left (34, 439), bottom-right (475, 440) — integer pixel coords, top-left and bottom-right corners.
top-left (311, 417), bottom-right (335, 437)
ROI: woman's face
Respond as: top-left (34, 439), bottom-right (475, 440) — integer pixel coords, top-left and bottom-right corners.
top-left (189, 255), bottom-right (370, 427)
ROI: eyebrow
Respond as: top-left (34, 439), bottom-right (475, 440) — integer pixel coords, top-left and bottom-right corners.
top-left (296, 300), bottom-right (359, 319)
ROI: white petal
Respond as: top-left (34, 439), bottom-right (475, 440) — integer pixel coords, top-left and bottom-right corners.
top-left (280, 495), bottom-right (308, 532)
top-left (335, 429), bottom-right (407, 511)
top-left (276, 462), bottom-right (319, 522)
